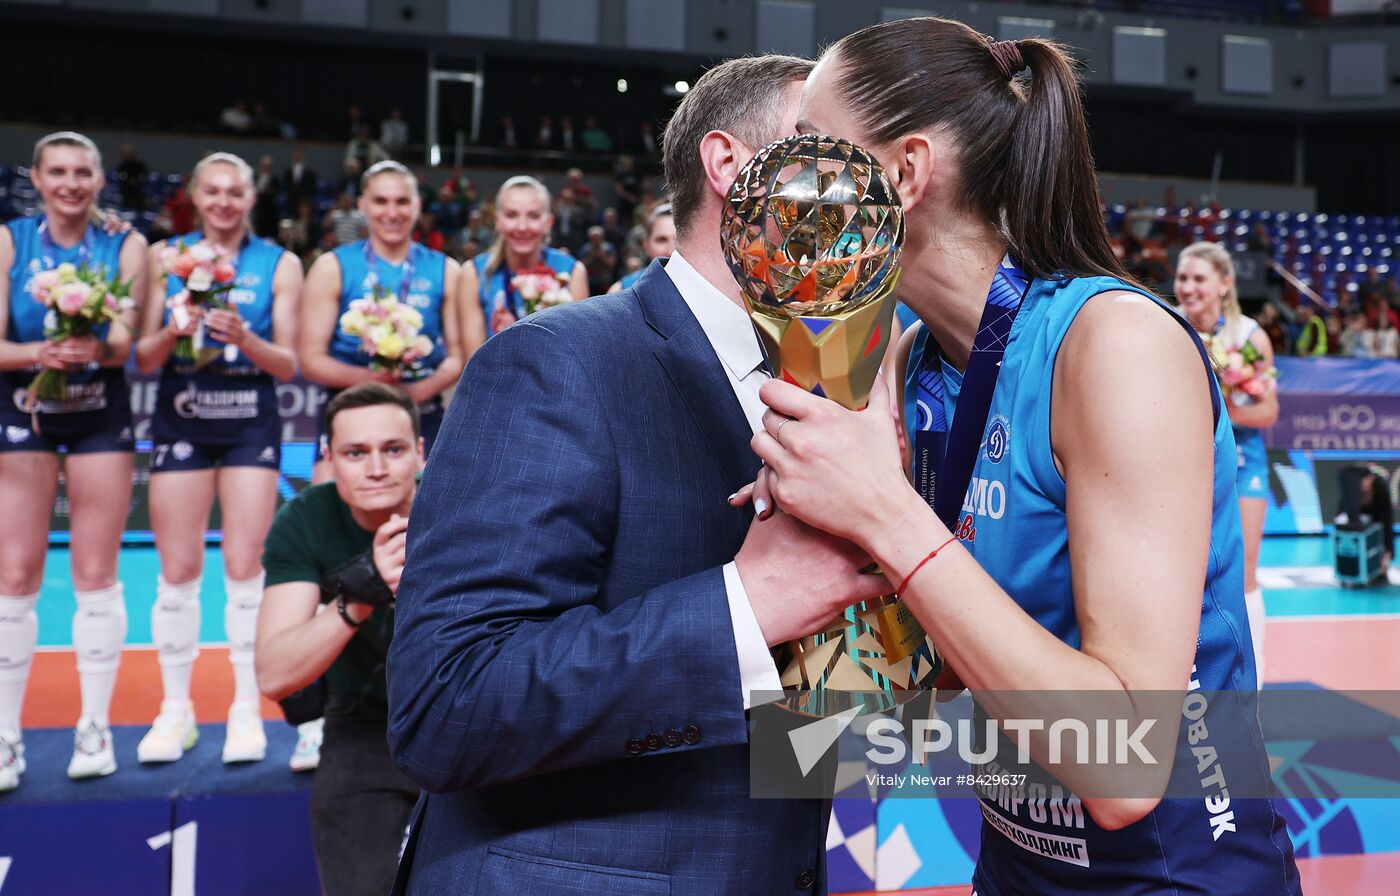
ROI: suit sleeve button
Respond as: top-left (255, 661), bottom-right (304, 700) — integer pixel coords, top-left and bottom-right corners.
top-left (663, 728), bottom-right (682, 748)
top-left (626, 738), bottom-right (644, 755)
top-left (644, 733), bottom-right (663, 751)
top-left (681, 724), bottom-right (701, 745)
top-left (795, 869), bottom-right (816, 889)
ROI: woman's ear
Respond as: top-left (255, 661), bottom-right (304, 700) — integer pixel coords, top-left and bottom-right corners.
top-left (890, 134), bottom-right (934, 214)
top-left (699, 129), bottom-right (751, 202)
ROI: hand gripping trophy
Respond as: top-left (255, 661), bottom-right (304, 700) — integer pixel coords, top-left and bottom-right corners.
top-left (722, 134), bottom-right (941, 707)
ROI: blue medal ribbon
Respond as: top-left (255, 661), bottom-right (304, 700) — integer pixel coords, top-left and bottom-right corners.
top-left (362, 240), bottom-right (415, 304)
top-left (913, 258), bottom-right (1031, 529)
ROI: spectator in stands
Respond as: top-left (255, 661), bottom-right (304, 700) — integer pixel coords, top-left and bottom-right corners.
top-left (551, 187), bottom-right (586, 247)
top-left (499, 115), bottom-right (518, 150)
top-left (413, 210), bottom-right (445, 253)
top-left (281, 148), bottom-right (317, 209)
top-left (558, 115), bottom-right (577, 152)
top-left (256, 383), bottom-right (423, 896)
top-left (1257, 301), bottom-right (1290, 356)
top-left (380, 107), bottom-right (409, 159)
top-left (220, 100), bottom-right (254, 134)
top-left (253, 155), bottom-right (280, 237)
top-left (565, 167), bottom-right (594, 212)
top-left (533, 115), bottom-right (555, 149)
top-left (578, 224), bottom-right (618, 294)
top-left (1294, 302), bottom-right (1328, 356)
top-left (432, 168), bottom-right (473, 229)
top-left (463, 175), bottom-right (587, 336)
top-left (345, 125), bottom-right (388, 172)
top-left (600, 206), bottom-right (627, 255)
top-left (163, 176), bottom-right (197, 235)
top-left (461, 206), bottom-right (492, 247)
top-left (1340, 310), bottom-right (1371, 357)
top-left (1363, 286), bottom-right (1400, 333)
top-left (613, 155), bottom-right (641, 224)
top-left (337, 158), bottom-right (362, 200)
top-left (1361, 307), bottom-right (1400, 358)
top-left (323, 193), bottom-right (367, 247)
top-left (1124, 199), bottom-right (1157, 245)
top-left (115, 144), bottom-right (148, 211)
top-left (580, 115), bottom-right (612, 152)
top-left (636, 120), bottom-right (658, 157)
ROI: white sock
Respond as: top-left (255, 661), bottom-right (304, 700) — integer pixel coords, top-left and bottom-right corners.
top-left (0, 593), bottom-right (39, 733)
top-left (224, 572), bottom-right (264, 707)
top-left (153, 576), bottom-right (202, 706)
top-left (73, 583), bottom-right (128, 724)
top-left (1243, 587), bottom-right (1266, 687)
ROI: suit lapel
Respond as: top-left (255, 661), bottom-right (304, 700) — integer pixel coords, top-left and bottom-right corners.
top-left (636, 262), bottom-right (762, 494)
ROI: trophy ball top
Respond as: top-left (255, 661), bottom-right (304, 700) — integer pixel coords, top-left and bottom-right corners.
top-left (722, 134), bottom-right (904, 318)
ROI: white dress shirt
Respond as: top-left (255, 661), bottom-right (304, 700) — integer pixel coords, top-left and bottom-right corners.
top-left (663, 250), bottom-right (783, 709)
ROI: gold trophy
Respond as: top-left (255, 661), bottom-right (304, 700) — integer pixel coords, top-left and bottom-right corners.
top-left (722, 134), bottom-right (941, 707)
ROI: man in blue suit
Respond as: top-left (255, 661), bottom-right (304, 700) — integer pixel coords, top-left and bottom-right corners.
top-left (387, 55), bottom-right (890, 895)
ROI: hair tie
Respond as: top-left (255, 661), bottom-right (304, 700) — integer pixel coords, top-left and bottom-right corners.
top-left (988, 39), bottom-right (1025, 81)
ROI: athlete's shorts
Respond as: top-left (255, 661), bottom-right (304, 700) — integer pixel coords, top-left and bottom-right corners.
top-left (150, 437), bottom-right (282, 473)
top-left (1234, 428), bottom-right (1270, 501)
top-left (0, 416), bottom-right (134, 455)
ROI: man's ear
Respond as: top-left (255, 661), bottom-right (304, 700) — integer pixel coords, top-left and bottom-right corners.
top-left (888, 134), bottom-right (935, 214)
top-left (698, 129), bottom-right (751, 203)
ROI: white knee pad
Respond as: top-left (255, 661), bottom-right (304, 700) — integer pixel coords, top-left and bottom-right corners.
top-left (0, 594), bottom-right (39, 683)
top-left (224, 572), bottom-right (264, 668)
top-left (73, 583), bottom-right (128, 675)
top-left (153, 576), bottom-right (202, 668)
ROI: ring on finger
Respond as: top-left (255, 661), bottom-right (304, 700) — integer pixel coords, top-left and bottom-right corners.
top-left (775, 416), bottom-right (794, 446)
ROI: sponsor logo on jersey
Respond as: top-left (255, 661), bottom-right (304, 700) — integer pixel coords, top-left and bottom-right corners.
top-left (258, 446), bottom-right (275, 463)
top-left (1249, 475), bottom-right (1263, 492)
top-left (985, 414), bottom-right (1010, 464)
top-left (5, 425), bottom-right (30, 444)
top-left (174, 384), bottom-right (260, 420)
top-left (172, 441), bottom-right (194, 461)
top-left (412, 277), bottom-right (432, 293)
top-left (1184, 665), bottom-right (1238, 841)
top-left (980, 802), bottom-right (1090, 868)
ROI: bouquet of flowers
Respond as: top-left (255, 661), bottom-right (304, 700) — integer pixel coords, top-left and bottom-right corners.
top-left (338, 288), bottom-right (433, 375)
top-left (26, 262), bottom-right (135, 400)
top-left (1201, 332), bottom-right (1278, 401)
top-left (511, 266), bottom-right (574, 316)
top-left (161, 240), bottom-right (238, 363)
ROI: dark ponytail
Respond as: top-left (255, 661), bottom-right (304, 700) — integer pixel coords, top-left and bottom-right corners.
top-left (828, 18), bottom-right (1129, 284)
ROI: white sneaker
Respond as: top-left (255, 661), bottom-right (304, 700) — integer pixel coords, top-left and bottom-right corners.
top-left (0, 728), bottom-right (25, 792)
top-left (137, 702), bottom-right (199, 763)
top-left (288, 717), bottom-right (323, 773)
top-left (67, 716), bottom-right (117, 780)
top-left (222, 702), bottom-right (267, 764)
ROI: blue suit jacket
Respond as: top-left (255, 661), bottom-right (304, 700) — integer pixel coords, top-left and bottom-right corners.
top-left (387, 262), bottom-right (829, 894)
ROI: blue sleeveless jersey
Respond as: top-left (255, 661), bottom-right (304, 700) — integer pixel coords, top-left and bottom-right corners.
top-left (905, 276), bottom-right (1299, 895)
top-left (3, 215), bottom-right (131, 434)
top-left (330, 240), bottom-right (447, 382)
top-left (473, 246), bottom-right (575, 334)
top-left (153, 232), bottom-right (286, 445)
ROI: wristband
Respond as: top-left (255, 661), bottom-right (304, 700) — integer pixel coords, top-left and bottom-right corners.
top-left (895, 535), bottom-right (959, 595)
top-left (336, 594), bottom-right (364, 629)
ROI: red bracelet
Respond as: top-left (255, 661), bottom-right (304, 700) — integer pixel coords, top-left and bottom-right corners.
top-left (895, 535), bottom-right (959, 595)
